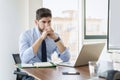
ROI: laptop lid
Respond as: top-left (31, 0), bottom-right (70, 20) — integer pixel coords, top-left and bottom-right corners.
top-left (74, 43), bottom-right (105, 67)
top-left (58, 43), bottom-right (105, 67)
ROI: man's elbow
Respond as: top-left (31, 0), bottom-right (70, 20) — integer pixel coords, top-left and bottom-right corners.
top-left (20, 53), bottom-right (29, 64)
top-left (63, 54), bottom-right (71, 62)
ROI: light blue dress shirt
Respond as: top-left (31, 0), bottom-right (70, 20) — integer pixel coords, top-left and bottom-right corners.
top-left (19, 27), bottom-right (70, 64)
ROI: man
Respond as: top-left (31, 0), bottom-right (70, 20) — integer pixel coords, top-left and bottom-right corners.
top-left (19, 8), bottom-right (70, 80)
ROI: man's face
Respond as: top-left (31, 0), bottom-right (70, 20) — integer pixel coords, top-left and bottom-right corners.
top-left (35, 17), bottom-right (52, 32)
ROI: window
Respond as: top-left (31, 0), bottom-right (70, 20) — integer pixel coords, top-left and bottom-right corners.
top-left (84, 0), bottom-right (108, 39)
top-left (43, 0), bottom-right (81, 61)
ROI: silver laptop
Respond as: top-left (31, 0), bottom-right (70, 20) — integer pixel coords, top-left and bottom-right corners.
top-left (58, 43), bottom-right (105, 67)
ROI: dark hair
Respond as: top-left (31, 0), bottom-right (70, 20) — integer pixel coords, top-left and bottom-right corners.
top-left (36, 8), bottom-right (52, 20)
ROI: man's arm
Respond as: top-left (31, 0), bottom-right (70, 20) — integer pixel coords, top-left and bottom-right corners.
top-left (19, 30), bottom-right (48, 63)
top-left (45, 26), bottom-right (70, 61)
top-left (19, 32), bottom-right (35, 63)
top-left (55, 39), bottom-right (66, 53)
top-left (50, 34), bottom-right (66, 53)
top-left (32, 31), bottom-right (47, 54)
top-left (46, 26), bottom-right (66, 53)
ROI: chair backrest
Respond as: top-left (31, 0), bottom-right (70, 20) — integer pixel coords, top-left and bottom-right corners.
top-left (12, 53), bottom-right (27, 80)
top-left (12, 54), bottom-right (21, 64)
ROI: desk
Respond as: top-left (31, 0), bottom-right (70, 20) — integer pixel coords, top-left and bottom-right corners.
top-left (17, 65), bottom-right (105, 80)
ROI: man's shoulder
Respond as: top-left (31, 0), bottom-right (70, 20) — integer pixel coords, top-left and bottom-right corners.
top-left (22, 28), bottom-right (35, 34)
top-left (20, 27), bottom-right (35, 37)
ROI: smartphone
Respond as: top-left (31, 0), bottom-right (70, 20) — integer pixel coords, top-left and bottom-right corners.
top-left (62, 72), bottom-right (80, 75)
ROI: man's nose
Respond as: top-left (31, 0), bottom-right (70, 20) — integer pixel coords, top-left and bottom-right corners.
top-left (45, 23), bottom-right (50, 27)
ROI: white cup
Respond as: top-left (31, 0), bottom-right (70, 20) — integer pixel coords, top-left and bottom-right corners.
top-left (88, 61), bottom-right (99, 80)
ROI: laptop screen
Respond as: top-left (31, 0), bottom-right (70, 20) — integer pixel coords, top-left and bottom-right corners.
top-left (75, 43), bottom-right (105, 66)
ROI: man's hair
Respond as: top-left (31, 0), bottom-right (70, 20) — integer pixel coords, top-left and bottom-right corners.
top-left (36, 8), bottom-right (52, 20)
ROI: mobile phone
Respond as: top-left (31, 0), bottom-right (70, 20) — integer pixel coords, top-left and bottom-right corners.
top-left (62, 72), bottom-right (80, 75)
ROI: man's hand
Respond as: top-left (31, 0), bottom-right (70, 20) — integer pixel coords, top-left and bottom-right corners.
top-left (45, 26), bottom-right (58, 40)
top-left (41, 30), bottom-right (48, 40)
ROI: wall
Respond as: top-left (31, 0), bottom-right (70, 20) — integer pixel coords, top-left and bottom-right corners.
top-left (0, 0), bottom-right (43, 79)
top-left (29, 0), bottom-right (43, 28)
top-left (0, 0), bottom-right (26, 79)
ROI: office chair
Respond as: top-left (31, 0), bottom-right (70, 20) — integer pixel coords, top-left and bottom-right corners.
top-left (12, 53), bottom-right (29, 80)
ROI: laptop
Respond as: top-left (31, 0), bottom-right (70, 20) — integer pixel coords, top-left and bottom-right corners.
top-left (58, 43), bottom-right (105, 67)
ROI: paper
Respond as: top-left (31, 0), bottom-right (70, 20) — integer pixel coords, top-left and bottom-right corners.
top-left (34, 62), bottom-right (53, 67)
top-left (21, 62), bottom-right (56, 68)
top-left (21, 64), bottom-right (34, 67)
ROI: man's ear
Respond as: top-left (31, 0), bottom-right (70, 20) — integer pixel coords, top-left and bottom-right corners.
top-left (35, 20), bottom-right (38, 25)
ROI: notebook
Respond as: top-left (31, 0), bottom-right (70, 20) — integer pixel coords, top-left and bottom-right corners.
top-left (18, 62), bottom-right (56, 68)
top-left (58, 43), bottom-right (105, 67)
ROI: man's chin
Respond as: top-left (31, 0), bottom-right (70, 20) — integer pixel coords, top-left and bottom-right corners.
top-left (39, 28), bottom-right (43, 32)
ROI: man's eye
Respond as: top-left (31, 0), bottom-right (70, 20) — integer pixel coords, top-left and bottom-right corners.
top-left (42, 21), bottom-right (46, 23)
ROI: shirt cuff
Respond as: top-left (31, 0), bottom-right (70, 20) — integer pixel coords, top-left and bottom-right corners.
top-left (57, 48), bottom-right (70, 62)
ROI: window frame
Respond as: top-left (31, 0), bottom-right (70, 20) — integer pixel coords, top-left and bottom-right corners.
top-left (84, 0), bottom-right (108, 39)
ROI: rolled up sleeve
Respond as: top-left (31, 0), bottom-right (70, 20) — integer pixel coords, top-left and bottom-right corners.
top-left (56, 47), bottom-right (70, 62)
top-left (19, 32), bottom-right (35, 63)
top-left (20, 47), bottom-right (35, 63)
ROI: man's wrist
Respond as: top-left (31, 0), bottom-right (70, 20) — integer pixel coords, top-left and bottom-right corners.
top-left (54, 37), bottom-right (60, 42)
top-left (40, 36), bottom-right (45, 41)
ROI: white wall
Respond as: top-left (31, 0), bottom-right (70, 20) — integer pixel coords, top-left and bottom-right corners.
top-left (29, 0), bottom-right (43, 28)
top-left (0, 0), bottom-right (27, 79)
top-left (0, 0), bottom-right (43, 79)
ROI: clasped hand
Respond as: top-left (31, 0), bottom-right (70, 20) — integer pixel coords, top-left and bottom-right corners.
top-left (41, 26), bottom-right (57, 40)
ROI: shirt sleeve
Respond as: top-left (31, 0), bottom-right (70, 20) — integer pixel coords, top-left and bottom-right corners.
top-left (19, 31), bottom-right (35, 63)
top-left (56, 47), bottom-right (71, 62)
top-left (53, 33), bottom-right (71, 62)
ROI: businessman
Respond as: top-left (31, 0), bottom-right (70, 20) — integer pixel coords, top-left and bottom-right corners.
top-left (19, 8), bottom-right (70, 80)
